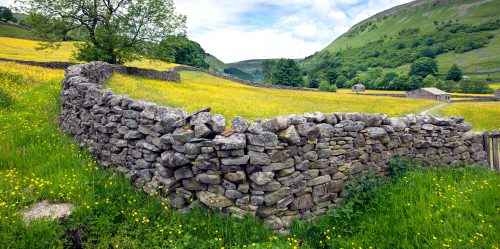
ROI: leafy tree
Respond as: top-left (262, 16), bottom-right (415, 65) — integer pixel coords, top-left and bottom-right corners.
top-left (446, 64), bottom-right (463, 81)
top-left (271, 59), bottom-right (304, 87)
top-left (0, 6), bottom-right (15, 22)
top-left (324, 69), bottom-right (338, 85)
top-left (318, 80), bottom-right (336, 92)
top-left (390, 75), bottom-right (410, 90)
top-left (335, 75), bottom-right (348, 88)
top-left (422, 75), bottom-right (437, 87)
top-left (155, 36), bottom-right (208, 69)
top-left (262, 60), bottom-right (277, 84)
top-left (308, 78), bottom-right (320, 88)
top-left (420, 48), bottom-right (436, 58)
top-left (409, 75), bottom-right (424, 90)
top-left (459, 80), bottom-right (493, 94)
top-left (16, 0), bottom-right (186, 64)
top-left (409, 57), bottom-right (438, 78)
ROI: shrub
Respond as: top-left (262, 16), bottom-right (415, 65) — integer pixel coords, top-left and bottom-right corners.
top-left (446, 64), bottom-right (463, 81)
top-left (318, 80), bottom-right (336, 92)
top-left (409, 57), bottom-right (438, 78)
top-left (459, 80), bottom-right (494, 94)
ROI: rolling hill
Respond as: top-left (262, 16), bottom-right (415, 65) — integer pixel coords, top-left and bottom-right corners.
top-left (301, 0), bottom-right (500, 81)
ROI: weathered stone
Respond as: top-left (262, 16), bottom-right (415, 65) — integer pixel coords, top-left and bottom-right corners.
top-left (209, 114), bottom-right (226, 133)
top-left (172, 128), bottom-right (194, 143)
top-left (174, 167), bottom-right (194, 180)
top-left (308, 175), bottom-right (332, 186)
top-left (191, 112), bottom-right (212, 126)
top-left (221, 155), bottom-right (250, 166)
top-left (160, 151), bottom-right (190, 168)
top-left (197, 191), bottom-right (232, 208)
top-left (231, 116), bottom-right (250, 133)
top-left (277, 126), bottom-right (300, 145)
top-left (196, 174), bottom-right (221, 185)
top-left (213, 134), bottom-right (246, 150)
top-left (247, 132), bottom-right (279, 147)
top-left (250, 172), bottom-right (275, 185)
top-left (194, 124), bottom-right (212, 138)
top-left (342, 121), bottom-right (365, 132)
top-left (365, 127), bottom-right (387, 139)
top-left (290, 194), bottom-right (314, 210)
top-left (249, 151), bottom-right (270, 165)
top-left (225, 171), bottom-right (246, 183)
top-left (296, 123), bottom-right (320, 140)
top-left (264, 187), bottom-right (292, 206)
top-left (225, 190), bottom-right (243, 199)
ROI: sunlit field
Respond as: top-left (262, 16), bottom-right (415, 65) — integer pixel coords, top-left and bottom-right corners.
top-left (1, 60), bottom-right (499, 249)
top-left (432, 102), bottom-right (500, 131)
top-left (0, 37), bottom-right (177, 70)
top-left (106, 72), bottom-right (438, 122)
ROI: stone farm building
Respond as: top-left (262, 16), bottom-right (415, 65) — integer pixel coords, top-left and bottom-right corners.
top-left (406, 87), bottom-right (451, 102)
top-left (351, 84), bottom-right (366, 92)
top-left (495, 89), bottom-right (500, 100)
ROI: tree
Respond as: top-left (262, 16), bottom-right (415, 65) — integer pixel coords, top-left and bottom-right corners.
top-left (335, 75), bottom-right (348, 88)
top-left (390, 75), bottom-right (410, 90)
top-left (409, 57), bottom-right (438, 78)
top-left (422, 75), bottom-right (437, 87)
top-left (420, 47), bottom-right (436, 58)
top-left (16, 0), bottom-right (186, 64)
top-left (155, 36), bottom-right (208, 69)
top-left (0, 6), bottom-right (15, 22)
top-left (262, 60), bottom-right (277, 84)
top-left (271, 59), bottom-right (304, 87)
top-left (318, 80), bottom-right (336, 92)
top-left (446, 64), bottom-right (463, 81)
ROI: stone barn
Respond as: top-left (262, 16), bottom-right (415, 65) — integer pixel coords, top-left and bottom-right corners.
top-left (352, 84), bottom-right (366, 93)
top-left (495, 89), bottom-right (500, 100)
top-left (406, 87), bottom-right (451, 102)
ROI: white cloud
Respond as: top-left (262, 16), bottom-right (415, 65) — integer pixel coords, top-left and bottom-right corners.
top-left (0, 0), bottom-right (413, 62)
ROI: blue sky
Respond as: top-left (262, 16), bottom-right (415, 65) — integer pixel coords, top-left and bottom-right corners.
top-left (1, 0), bottom-right (411, 62)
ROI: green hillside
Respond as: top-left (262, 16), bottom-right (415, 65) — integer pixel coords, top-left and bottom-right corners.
top-left (0, 23), bottom-right (35, 39)
top-left (301, 0), bottom-right (500, 85)
top-left (205, 53), bottom-right (226, 72)
top-left (322, 0), bottom-right (500, 53)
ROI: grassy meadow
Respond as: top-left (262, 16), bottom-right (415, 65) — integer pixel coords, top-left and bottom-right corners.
top-left (106, 72), bottom-right (438, 122)
top-left (431, 102), bottom-right (500, 131)
top-left (0, 37), bottom-right (178, 70)
top-left (1, 60), bottom-right (499, 248)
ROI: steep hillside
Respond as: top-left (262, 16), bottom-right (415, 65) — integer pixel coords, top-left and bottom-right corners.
top-left (205, 53), bottom-right (226, 72)
top-left (228, 59), bottom-right (301, 82)
top-left (323, 0), bottom-right (499, 53)
top-left (301, 0), bottom-right (500, 80)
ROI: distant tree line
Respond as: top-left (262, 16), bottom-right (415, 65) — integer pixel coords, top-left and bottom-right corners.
top-left (300, 20), bottom-right (499, 94)
top-left (0, 6), bottom-right (16, 23)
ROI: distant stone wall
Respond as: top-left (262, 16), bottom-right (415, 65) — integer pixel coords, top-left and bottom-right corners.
top-left (0, 58), bottom-right (180, 82)
top-left (172, 65), bottom-right (317, 92)
top-left (60, 62), bottom-right (488, 232)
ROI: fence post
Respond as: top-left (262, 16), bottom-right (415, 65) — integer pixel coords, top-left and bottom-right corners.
top-left (492, 130), bottom-right (499, 172)
top-left (484, 131), bottom-right (491, 169)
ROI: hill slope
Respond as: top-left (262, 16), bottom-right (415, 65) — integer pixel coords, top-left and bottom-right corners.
top-left (301, 0), bottom-right (500, 78)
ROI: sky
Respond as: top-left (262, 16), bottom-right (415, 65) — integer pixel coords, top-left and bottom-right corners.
top-left (1, 0), bottom-right (411, 63)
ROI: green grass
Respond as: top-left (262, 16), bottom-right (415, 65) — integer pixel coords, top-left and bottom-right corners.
top-left (1, 62), bottom-right (499, 248)
top-left (106, 71), bottom-right (437, 122)
top-left (205, 54), bottom-right (226, 72)
top-left (323, 0), bottom-right (500, 52)
top-left (431, 102), bottom-right (500, 131)
top-left (0, 24), bottom-right (35, 39)
top-left (0, 62), bottom-right (289, 249)
top-left (292, 164), bottom-right (500, 249)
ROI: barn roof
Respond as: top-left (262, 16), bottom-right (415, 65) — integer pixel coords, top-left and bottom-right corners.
top-left (420, 87), bottom-right (450, 95)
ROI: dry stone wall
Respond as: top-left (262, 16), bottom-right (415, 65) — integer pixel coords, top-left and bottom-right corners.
top-left (60, 62), bottom-right (488, 232)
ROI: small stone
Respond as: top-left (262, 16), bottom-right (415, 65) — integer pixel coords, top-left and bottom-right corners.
top-left (289, 194), bottom-right (314, 210)
top-left (365, 127), bottom-right (387, 139)
top-left (174, 167), bottom-right (194, 180)
top-left (250, 172), bottom-right (275, 185)
top-left (249, 151), bottom-right (270, 165)
top-left (197, 191), bottom-right (232, 208)
top-left (196, 174), bottom-right (221, 185)
top-left (308, 175), bottom-right (332, 186)
top-left (221, 155), bottom-right (250, 166)
top-left (247, 132), bottom-right (279, 147)
top-left (277, 126), bottom-right (300, 145)
top-left (213, 134), bottom-right (246, 150)
top-left (225, 190), bottom-right (243, 199)
top-left (231, 116), bottom-right (250, 133)
top-left (225, 171), bottom-right (246, 183)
